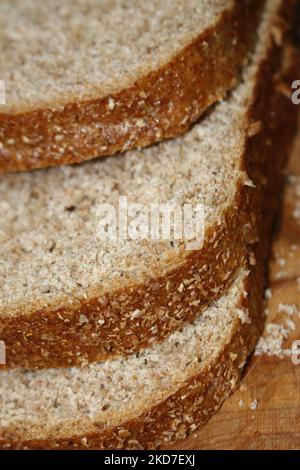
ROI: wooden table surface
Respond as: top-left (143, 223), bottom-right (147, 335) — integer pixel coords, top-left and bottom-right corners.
top-left (171, 127), bottom-right (300, 450)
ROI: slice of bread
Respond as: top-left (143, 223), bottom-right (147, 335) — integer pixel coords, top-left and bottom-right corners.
top-left (0, 0), bottom-right (297, 370)
top-left (0, 263), bottom-right (265, 450)
top-left (0, 0), bottom-right (265, 172)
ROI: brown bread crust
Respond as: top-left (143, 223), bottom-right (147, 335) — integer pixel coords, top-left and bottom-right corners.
top-left (0, 4), bottom-right (297, 371)
top-left (0, 0), bottom-right (264, 173)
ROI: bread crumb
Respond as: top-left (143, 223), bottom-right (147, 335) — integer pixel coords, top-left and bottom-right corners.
top-left (107, 98), bottom-right (116, 111)
top-left (293, 207), bottom-right (300, 221)
top-left (256, 301), bottom-right (299, 358)
top-left (285, 319), bottom-right (295, 331)
top-left (265, 288), bottom-right (272, 300)
top-left (250, 399), bottom-right (258, 410)
top-left (131, 309), bottom-right (143, 320)
top-left (244, 178), bottom-right (256, 188)
top-left (79, 314), bottom-right (89, 325)
top-left (276, 258), bottom-right (286, 267)
top-left (136, 119), bottom-right (146, 128)
top-left (236, 308), bottom-right (250, 324)
top-left (81, 437), bottom-right (88, 447)
top-left (278, 304), bottom-right (299, 317)
top-left (255, 323), bottom-right (290, 358)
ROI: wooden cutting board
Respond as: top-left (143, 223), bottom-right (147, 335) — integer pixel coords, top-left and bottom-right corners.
top-left (171, 129), bottom-right (300, 450)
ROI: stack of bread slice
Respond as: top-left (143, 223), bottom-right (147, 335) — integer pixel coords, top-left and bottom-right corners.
top-left (0, 0), bottom-right (298, 449)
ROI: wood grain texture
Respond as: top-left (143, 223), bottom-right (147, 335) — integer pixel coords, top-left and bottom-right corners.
top-left (169, 123), bottom-right (300, 451)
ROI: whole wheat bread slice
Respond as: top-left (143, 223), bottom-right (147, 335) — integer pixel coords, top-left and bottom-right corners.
top-left (0, 262), bottom-right (265, 450)
top-left (0, 0), bottom-right (265, 172)
top-left (0, 0), bottom-right (297, 370)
